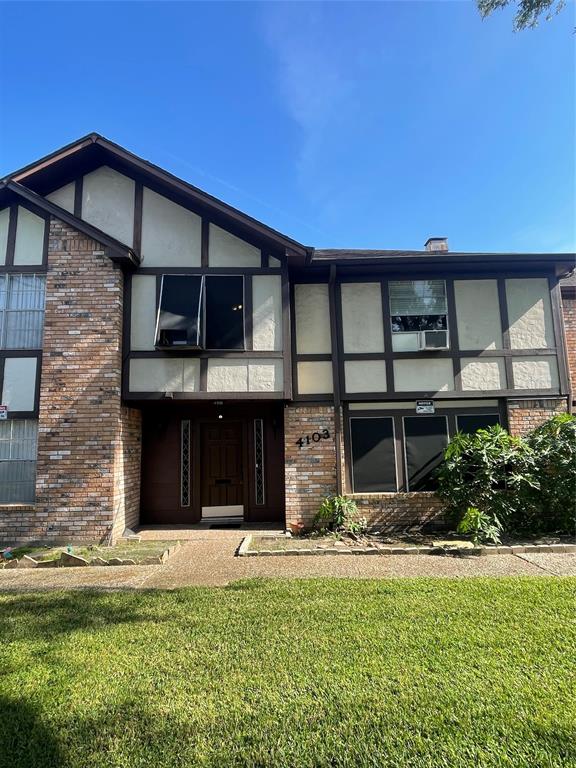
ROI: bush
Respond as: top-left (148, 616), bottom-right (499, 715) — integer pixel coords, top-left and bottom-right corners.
top-left (436, 415), bottom-right (576, 541)
top-left (314, 495), bottom-right (367, 534)
top-left (525, 414), bottom-right (576, 534)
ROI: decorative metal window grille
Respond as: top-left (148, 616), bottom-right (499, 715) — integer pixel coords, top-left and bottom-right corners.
top-left (0, 274), bottom-right (46, 349)
top-left (0, 419), bottom-right (38, 502)
top-left (180, 420), bottom-right (191, 507)
top-left (254, 419), bottom-right (265, 506)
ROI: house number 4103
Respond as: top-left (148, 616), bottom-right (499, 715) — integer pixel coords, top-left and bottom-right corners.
top-left (296, 429), bottom-right (330, 448)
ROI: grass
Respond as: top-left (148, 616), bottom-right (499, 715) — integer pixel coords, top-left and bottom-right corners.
top-left (1, 578), bottom-right (575, 768)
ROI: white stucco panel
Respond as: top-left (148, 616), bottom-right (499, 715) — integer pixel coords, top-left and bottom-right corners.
top-left (344, 360), bottom-right (387, 393)
top-left (295, 283), bottom-right (331, 354)
top-left (207, 359), bottom-right (249, 392)
top-left (182, 359), bottom-right (201, 392)
top-left (512, 356), bottom-right (559, 390)
top-left (297, 361), bottom-right (333, 394)
top-left (82, 166), bottom-right (135, 246)
top-left (341, 282), bottom-right (384, 353)
top-left (14, 207), bottom-right (45, 266)
top-left (252, 275), bottom-right (282, 351)
top-left (130, 275), bottom-right (157, 351)
top-left (393, 358), bottom-right (454, 392)
top-left (460, 357), bottom-right (506, 391)
top-left (46, 183), bottom-right (75, 213)
top-left (506, 278), bottom-right (554, 349)
top-left (248, 360), bottom-right (283, 391)
top-left (129, 358), bottom-right (185, 393)
top-left (141, 187), bottom-right (202, 266)
top-left (0, 208), bottom-right (9, 266)
top-left (2, 357), bottom-right (37, 411)
top-left (455, 279), bottom-right (502, 350)
top-left (209, 224), bottom-right (261, 267)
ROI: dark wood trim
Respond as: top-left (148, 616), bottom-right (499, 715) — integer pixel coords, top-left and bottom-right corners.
top-left (261, 251), bottom-right (268, 269)
top-left (445, 279), bottom-right (461, 392)
top-left (124, 390), bottom-right (284, 402)
top-left (549, 274), bottom-right (571, 397)
top-left (73, 177), bottom-right (83, 218)
top-left (328, 264), bottom-right (343, 494)
top-left (380, 279), bottom-right (395, 394)
top-left (294, 353), bottom-right (332, 362)
top-left (134, 266), bottom-right (282, 276)
top-left (129, 349), bottom-right (284, 360)
top-left (201, 218), bottom-right (209, 268)
top-left (244, 274), bottom-right (253, 352)
top-left (5, 205), bottom-right (17, 266)
top-left (133, 182), bottom-right (143, 255)
top-left (497, 278), bottom-right (514, 390)
top-left (330, 388), bottom-right (563, 401)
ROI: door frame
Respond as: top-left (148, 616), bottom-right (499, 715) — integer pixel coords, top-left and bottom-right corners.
top-left (193, 417), bottom-right (250, 520)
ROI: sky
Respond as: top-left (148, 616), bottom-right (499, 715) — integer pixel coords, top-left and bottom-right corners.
top-left (0, 1), bottom-right (574, 253)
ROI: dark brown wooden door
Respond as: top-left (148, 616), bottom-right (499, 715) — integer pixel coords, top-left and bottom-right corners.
top-left (201, 422), bottom-right (244, 508)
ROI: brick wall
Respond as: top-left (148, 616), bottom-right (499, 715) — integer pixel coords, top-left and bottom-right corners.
top-left (284, 405), bottom-right (337, 529)
top-left (0, 218), bottom-right (142, 546)
top-left (352, 493), bottom-right (445, 531)
top-left (561, 288), bottom-right (576, 395)
top-left (506, 398), bottom-right (567, 437)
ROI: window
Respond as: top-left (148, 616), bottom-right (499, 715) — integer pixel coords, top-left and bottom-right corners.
top-left (389, 280), bottom-right (447, 352)
top-left (456, 413), bottom-right (500, 434)
top-left (0, 419), bottom-right (38, 502)
top-left (403, 416), bottom-right (448, 491)
top-left (155, 275), bottom-right (245, 351)
top-left (205, 276), bottom-right (244, 350)
top-left (350, 417), bottom-right (396, 493)
top-left (0, 275), bottom-right (46, 349)
top-left (155, 275), bottom-right (203, 348)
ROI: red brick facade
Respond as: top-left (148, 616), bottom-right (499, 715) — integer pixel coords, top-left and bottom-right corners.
top-left (506, 398), bottom-right (567, 437)
top-left (561, 287), bottom-right (576, 397)
top-left (0, 219), bottom-right (142, 545)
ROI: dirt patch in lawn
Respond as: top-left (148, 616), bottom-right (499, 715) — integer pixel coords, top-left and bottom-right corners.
top-left (1, 540), bottom-right (180, 568)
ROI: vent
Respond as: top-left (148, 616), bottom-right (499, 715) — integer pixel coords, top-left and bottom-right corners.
top-left (419, 330), bottom-right (449, 350)
top-left (424, 237), bottom-right (449, 252)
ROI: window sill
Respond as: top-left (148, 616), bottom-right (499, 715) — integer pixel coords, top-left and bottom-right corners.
top-left (0, 503), bottom-right (36, 512)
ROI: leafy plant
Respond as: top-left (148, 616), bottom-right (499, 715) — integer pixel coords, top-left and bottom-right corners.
top-left (457, 506), bottom-right (503, 546)
top-left (525, 414), bottom-right (576, 534)
top-left (315, 495), bottom-right (366, 534)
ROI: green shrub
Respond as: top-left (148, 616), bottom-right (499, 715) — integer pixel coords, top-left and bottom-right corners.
top-left (436, 415), bottom-right (576, 539)
top-left (436, 424), bottom-right (538, 535)
top-left (525, 414), bottom-right (576, 534)
top-left (314, 495), bottom-right (366, 534)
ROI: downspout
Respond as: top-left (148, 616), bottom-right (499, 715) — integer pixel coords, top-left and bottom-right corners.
top-left (328, 263), bottom-right (343, 495)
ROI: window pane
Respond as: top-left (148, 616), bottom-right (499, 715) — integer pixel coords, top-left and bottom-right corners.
top-left (389, 280), bottom-right (447, 316)
top-left (205, 276), bottom-right (244, 350)
top-left (350, 417), bottom-right (396, 493)
top-left (0, 460), bottom-right (36, 502)
top-left (403, 416), bottom-right (448, 491)
top-left (156, 275), bottom-right (203, 348)
top-left (457, 414), bottom-right (500, 434)
top-left (4, 310), bottom-right (44, 348)
top-left (391, 315), bottom-right (447, 333)
top-left (0, 420), bottom-right (38, 502)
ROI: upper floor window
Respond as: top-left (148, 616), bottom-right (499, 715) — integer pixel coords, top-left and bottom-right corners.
top-left (0, 274), bottom-right (46, 349)
top-left (155, 275), bottom-right (244, 351)
top-left (389, 280), bottom-right (448, 351)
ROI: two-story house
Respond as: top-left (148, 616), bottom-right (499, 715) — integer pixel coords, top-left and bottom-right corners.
top-left (0, 134), bottom-right (573, 543)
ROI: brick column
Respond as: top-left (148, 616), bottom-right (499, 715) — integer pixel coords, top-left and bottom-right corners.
top-left (506, 398), bottom-right (567, 437)
top-left (561, 288), bottom-right (576, 394)
top-left (284, 405), bottom-right (337, 530)
top-left (32, 218), bottom-right (141, 544)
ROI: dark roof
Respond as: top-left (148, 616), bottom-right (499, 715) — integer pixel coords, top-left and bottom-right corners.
top-left (0, 180), bottom-right (138, 266)
top-left (3, 133), bottom-right (308, 260)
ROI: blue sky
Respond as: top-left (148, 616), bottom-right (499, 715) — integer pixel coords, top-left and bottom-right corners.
top-left (0, 1), bottom-right (574, 253)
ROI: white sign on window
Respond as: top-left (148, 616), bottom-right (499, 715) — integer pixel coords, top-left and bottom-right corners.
top-left (416, 400), bottom-right (435, 415)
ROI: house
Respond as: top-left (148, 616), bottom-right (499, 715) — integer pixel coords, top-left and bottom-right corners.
top-left (0, 134), bottom-right (573, 543)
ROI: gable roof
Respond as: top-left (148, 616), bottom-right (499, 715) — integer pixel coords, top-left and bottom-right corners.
top-left (3, 133), bottom-right (309, 260)
top-left (0, 180), bottom-right (138, 266)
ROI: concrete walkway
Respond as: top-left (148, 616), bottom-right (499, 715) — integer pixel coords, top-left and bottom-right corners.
top-left (1, 530), bottom-right (575, 590)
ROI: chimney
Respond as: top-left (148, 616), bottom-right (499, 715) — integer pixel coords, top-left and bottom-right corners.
top-left (424, 237), bottom-right (449, 252)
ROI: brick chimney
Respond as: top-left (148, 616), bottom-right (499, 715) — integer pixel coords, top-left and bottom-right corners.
top-left (424, 237), bottom-right (449, 252)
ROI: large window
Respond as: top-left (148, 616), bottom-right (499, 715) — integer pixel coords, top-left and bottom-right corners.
top-left (389, 280), bottom-right (448, 352)
top-left (350, 417), bottom-right (396, 493)
top-left (0, 275), bottom-right (46, 349)
top-left (155, 275), bottom-right (244, 351)
top-left (456, 413), bottom-right (500, 434)
top-left (403, 416), bottom-right (448, 491)
top-left (0, 419), bottom-right (38, 502)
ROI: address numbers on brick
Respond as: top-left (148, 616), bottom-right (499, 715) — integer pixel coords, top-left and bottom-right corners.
top-left (296, 429), bottom-right (330, 448)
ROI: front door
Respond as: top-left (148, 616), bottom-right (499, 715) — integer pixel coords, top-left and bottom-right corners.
top-left (201, 422), bottom-right (244, 514)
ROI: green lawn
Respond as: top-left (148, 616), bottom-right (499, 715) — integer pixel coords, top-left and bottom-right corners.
top-left (1, 579), bottom-right (575, 768)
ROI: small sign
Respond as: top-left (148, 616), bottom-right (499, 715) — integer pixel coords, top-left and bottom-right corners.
top-left (0, 406), bottom-right (7, 420)
top-left (416, 400), bottom-right (435, 415)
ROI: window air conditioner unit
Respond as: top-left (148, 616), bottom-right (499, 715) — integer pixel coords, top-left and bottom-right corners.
top-left (419, 330), bottom-right (449, 350)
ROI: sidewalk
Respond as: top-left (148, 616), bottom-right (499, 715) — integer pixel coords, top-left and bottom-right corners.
top-left (1, 531), bottom-right (575, 590)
